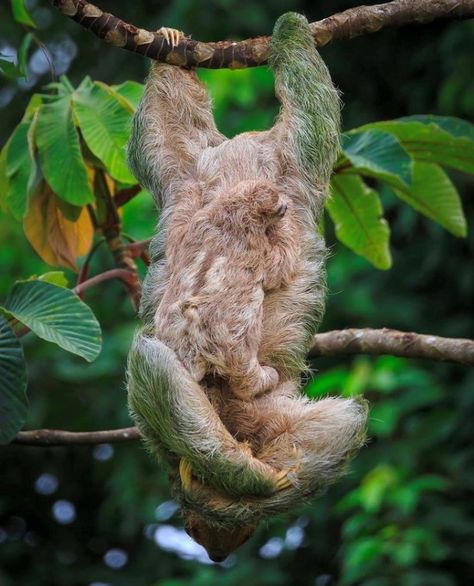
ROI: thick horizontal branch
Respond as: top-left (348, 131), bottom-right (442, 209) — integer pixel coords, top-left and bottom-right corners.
top-left (51, 0), bottom-right (474, 68)
top-left (12, 427), bottom-right (141, 446)
top-left (9, 328), bottom-right (473, 446)
top-left (309, 328), bottom-right (474, 365)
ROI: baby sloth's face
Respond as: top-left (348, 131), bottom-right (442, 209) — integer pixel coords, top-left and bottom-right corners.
top-left (254, 185), bottom-right (288, 225)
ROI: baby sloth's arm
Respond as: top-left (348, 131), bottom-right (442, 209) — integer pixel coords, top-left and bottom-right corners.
top-left (263, 215), bottom-right (301, 290)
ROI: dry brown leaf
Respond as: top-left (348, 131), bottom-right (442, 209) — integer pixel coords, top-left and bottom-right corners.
top-left (24, 182), bottom-right (94, 271)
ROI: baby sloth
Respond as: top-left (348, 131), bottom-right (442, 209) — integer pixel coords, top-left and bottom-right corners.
top-left (155, 179), bottom-right (299, 400)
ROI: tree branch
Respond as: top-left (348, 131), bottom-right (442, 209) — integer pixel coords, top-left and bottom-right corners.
top-left (8, 328), bottom-right (473, 446)
top-left (12, 427), bottom-right (140, 446)
top-left (51, 0), bottom-right (474, 69)
top-left (73, 268), bottom-right (135, 296)
top-left (309, 328), bottom-right (474, 366)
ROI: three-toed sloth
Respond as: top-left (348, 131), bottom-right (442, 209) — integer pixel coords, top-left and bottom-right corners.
top-left (127, 13), bottom-right (368, 562)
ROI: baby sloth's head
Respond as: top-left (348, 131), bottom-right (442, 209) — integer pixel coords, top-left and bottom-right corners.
top-left (231, 179), bottom-right (288, 228)
top-left (251, 181), bottom-right (288, 225)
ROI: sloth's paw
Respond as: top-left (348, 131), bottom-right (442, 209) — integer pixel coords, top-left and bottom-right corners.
top-left (156, 27), bottom-right (184, 48)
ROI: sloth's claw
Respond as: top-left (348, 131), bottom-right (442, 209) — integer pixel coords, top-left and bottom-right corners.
top-left (179, 458), bottom-right (194, 492)
top-left (274, 468), bottom-right (293, 490)
top-left (157, 27), bottom-right (184, 48)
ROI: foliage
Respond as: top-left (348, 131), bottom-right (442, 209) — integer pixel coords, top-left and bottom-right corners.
top-left (0, 76), bottom-right (471, 270)
top-left (0, 1), bottom-right (35, 79)
top-left (0, 278), bottom-right (102, 441)
top-left (0, 1), bottom-right (473, 585)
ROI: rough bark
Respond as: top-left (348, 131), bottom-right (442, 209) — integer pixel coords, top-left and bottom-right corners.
top-left (309, 328), bottom-right (474, 366)
top-left (9, 327), bottom-right (474, 446)
top-left (52, 0), bottom-right (474, 68)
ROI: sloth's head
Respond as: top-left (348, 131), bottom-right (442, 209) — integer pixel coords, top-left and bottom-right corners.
top-left (185, 514), bottom-right (257, 562)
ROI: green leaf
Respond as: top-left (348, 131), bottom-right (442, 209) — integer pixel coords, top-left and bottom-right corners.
top-left (341, 130), bottom-right (413, 186)
top-left (0, 315), bottom-right (27, 444)
top-left (17, 33), bottom-right (33, 77)
top-left (359, 116), bottom-right (474, 174)
top-left (328, 174), bottom-right (392, 270)
top-left (73, 83), bottom-right (135, 183)
top-left (2, 281), bottom-right (102, 362)
top-left (390, 162), bottom-right (467, 237)
top-left (112, 81), bottom-right (144, 110)
top-left (35, 272), bottom-right (69, 288)
top-left (5, 120), bottom-right (37, 219)
top-left (0, 145), bottom-right (9, 211)
top-left (11, 0), bottom-right (36, 27)
top-left (0, 57), bottom-right (24, 79)
top-left (36, 98), bottom-right (95, 206)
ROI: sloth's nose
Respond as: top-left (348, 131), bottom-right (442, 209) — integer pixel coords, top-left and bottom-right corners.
top-left (276, 203), bottom-right (287, 217)
top-left (209, 552), bottom-right (228, 562)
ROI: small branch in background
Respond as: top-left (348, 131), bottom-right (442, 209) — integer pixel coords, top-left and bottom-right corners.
top-left (309, 328), bottom-right (474, 366)
top-left (128, 238), bottom-right (152, 266)
top-left (115, 185), bottom-right (142, 207)
top-left (73, 268), bottom-right (136, 297)
top-left (12, 427), bottom-right (141, 446)
top-left (76, 237), bottom-right (106, 296)
top-left (9, 328), bottom-right (474, 446)
top-left (94, 170), bottom-right (142, 310)
top-left (51, 0), bottom-right (474, 68)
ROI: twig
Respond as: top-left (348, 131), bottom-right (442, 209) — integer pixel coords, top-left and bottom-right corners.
top-left (73, 268), bottom-right (135, 296)
top-left (94, 170), bottom-right (142, 310)
top-left (9, 327), bottom-right (474, 446)
top-left (309, 328), bottom-right (474, 366)
top-left (115, 185), bottom-right (142, 207)
top-left (12, 427), bottom-right (141, 446)
top-left (51, 0), bottom-right (474, 68)
top-left (127, 238), bottom-right (152, 264)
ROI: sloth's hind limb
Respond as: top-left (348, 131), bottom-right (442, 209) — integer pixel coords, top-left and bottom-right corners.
top-left (127, 331), bottom-right (296, 497)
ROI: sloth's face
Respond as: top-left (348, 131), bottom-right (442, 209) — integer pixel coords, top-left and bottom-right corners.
top-left (185, 516), bottom-right (257, 562)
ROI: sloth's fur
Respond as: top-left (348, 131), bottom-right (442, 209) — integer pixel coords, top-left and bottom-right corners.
top-left (155, 178), bottom-right (300, 400)
top-left (127, 13), bottom-right (368, 560)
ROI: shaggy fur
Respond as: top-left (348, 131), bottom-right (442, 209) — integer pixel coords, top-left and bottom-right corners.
top-left (155, 178), bottom-right (300, 399)
top-left (127, 13), bottom-right (368, 559)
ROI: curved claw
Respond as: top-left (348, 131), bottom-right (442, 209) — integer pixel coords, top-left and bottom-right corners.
top-left (179, 458), bottom-right (194, 492)
top-left (156, 27), bottom-right (184, 48)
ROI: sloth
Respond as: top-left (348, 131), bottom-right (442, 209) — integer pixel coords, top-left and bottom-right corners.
top-left (155, 178), bottom-right (300, 401)
top-left (127, 13), bottom-right (368, 561)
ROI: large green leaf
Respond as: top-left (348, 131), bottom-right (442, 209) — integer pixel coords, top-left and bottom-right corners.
top-left (2, 281), bottom-right (102, 362)
top-left (36, 98), bottom-right (94, 206)
top-left (5, 119), bottom-right (37, 219)
top-left (328, 174), bottom-right (392, 270)
top-left (390, 162), bottom-right (467, 237)
top-left (0, 315), bottom-right (27, 444)
top-left (113, 81), bottom-right (144, 110)
top-left (73, 83), bottom-right (135, 183)
top-left (340, 130), bottom-right (413, 187)
top-left (359, 116), bottom-right (474, 174)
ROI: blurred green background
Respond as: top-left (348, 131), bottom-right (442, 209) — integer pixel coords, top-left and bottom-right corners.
top-left (0, 1), bottom-right (473, 585)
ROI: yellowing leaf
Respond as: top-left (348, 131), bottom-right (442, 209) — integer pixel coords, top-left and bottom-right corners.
top-left (23, 183), bottom-right (94, 271)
